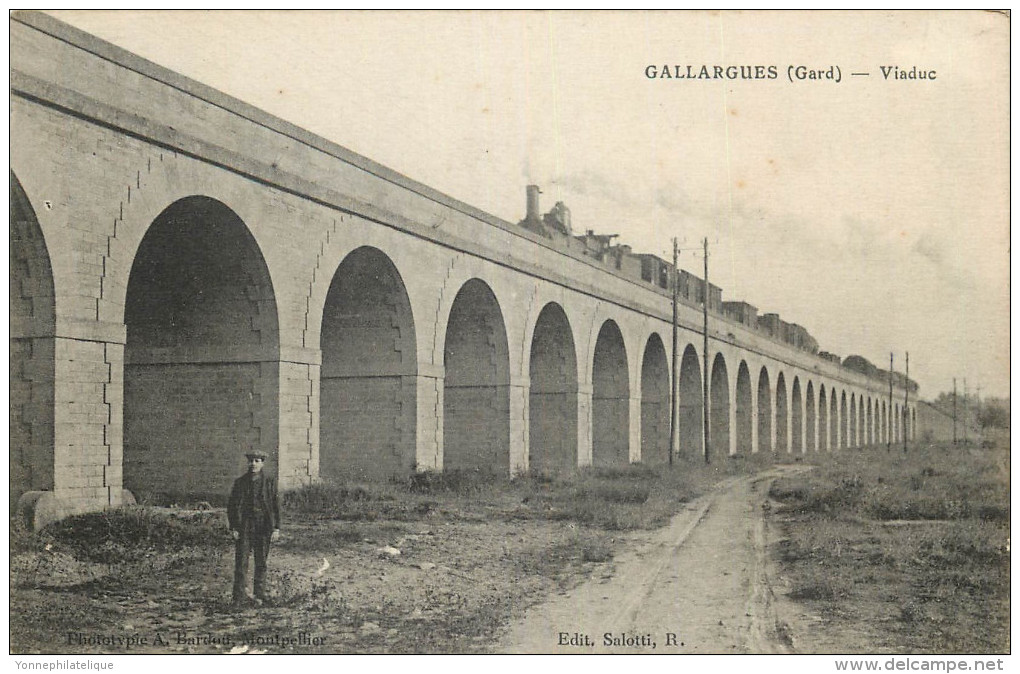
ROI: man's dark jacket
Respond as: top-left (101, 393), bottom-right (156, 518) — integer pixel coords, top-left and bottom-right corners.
top-left (227, 472), bottom-right (281, 531)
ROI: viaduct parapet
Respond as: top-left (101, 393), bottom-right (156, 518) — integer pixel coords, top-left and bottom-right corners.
top-left (11, 13), bottom-right (920, 527)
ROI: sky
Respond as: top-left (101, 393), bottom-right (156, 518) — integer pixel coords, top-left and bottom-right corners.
top-left (45, 10), bottom-right (1011, 399)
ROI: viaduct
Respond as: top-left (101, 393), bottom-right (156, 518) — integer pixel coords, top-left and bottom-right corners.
top-left (11, 13), bottom-right (923, 526)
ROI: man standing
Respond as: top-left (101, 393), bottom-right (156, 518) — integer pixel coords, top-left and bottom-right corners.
top-left (227, 449), bottom-right (281, 608)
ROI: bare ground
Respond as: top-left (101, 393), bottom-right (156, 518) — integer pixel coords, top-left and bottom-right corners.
top-left (11, 445), bottom-right (1006, 655)
top-left (10, 516), bottom-right (610, 654)
top-left (11, 460), bottom-right (765, 655)
top-left (501, 466), bottom-right (809, 653)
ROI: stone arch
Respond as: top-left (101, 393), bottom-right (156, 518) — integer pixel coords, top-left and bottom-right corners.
top-left (426, 260), bottom-right (518, 378)
top-left (805, 381), bottom-right (816, 452)
top-left (520, 291), bottom-right (586, 395)
top-left (818, 385), bottom-right (828, 451)
top-left (679, 344), bottom-right (703, 457)
top-left (862, 397), bottom-right (869, 445)
top-left (840, 391), bottom-right (848, 448)
top-left (443, 278), bottom-right (511, 474)
top-left (640, 333), bottom-right (670, 465)
top-left (592, 320), bottom-right (629, 467)
top-left (867, 397), bottom-right (873, 445)
top-left (791, 377), bottom-right (803, 453)
top-left (10, 172), bottom-right (56, 505)
top-left (830, 389), bottom-right (839, 449)
top-left (890, 400), bottom-right (894, 442)
top-left (891, 402), bottom-right (896, 442)
top-left (775, 372), bottom-right (789, 452)
top-left (881, 401), bottom-right (888, 443)
top-left (858, 397), bottom-right (863, 445)
top-left (849, 394), bottom-right (857, 448)
top-left (901, 403), bottom-right (906, 442)
top-left (735, 361), bottom-right (753, 454)
top-left (885, 399), bottom-right (893, 442)
top-left (529, 302), bottom-right (579, 475)
top-left (124, 196), bottom-right (280, 500)
top-left (319, 246), bottom-right (417, 481)
top-left (857, 398), bottom-right (863, 445)
top-left (875, 397), bottom-right (880, 443)
top-left (894, 403), bottom-right (900, 442)
top-left (709, 353), bottom-right (730, 458)
top-left (858, 395), bottom-right (866, 446)
top-left (875, 400), bottom-right (880, 443)
top-left (757, 366), bottom-right (772, 453)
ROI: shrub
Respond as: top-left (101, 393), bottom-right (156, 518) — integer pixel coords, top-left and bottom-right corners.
top-left (579, 537), bottom-right (614, 563)
top-left (404, 469), bottom-right (504, 494)
top-left (572, 482), bottom-right (650, 505)
top-left (769, 478), bottom-right (811, 502)
top-left (283, 482), bottom-right (381, 516)
top-left (42, 507), bottom-right (223, 563)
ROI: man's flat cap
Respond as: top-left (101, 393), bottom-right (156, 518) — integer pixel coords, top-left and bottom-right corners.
top-left (245, 450), bottom-right (269, 460)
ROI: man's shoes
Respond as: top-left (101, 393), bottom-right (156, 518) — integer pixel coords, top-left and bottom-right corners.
top-left (231, 591), bottom-right (272, 610)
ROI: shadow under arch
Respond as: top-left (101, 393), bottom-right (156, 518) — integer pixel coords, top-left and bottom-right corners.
top-left (866, 397), bottom-right (873, 445)
top-left (640, 333), bottom-right (669, 465)
top-left (805, 381), bottom-right (816, 452)
top-left (124, 195), bottom-right (280, 501)
top-left (735, 361), bottom-right (753, 454)
top-left (320, 246), bottom-right (418, 481)
top-left (757, 367), bottom-right (772, 453)
top-left (443, 278), bottom-right (510, 475)
top-left (830, 389), bottom-right (839, 449)
top-left (528, 302), bottom-right (578, 475)
top-left (849, 394), bottom-right (858, 448)
top-left (775, 373), bottom-right (789, 452)
top-left (592, 319), bottom-right (629, 467)
top-left (10, 171), bottom-right (56, 506)
top-left (840, 391), bottom-right (848, 448)
top-left (709, 353), bottom-right (730, 458)
top-left (791, 377), bottom-right (803, 453)
top-left (679, 345), bottom-right (704, 458)
top-left (819, 385), bottom-right (829, 451)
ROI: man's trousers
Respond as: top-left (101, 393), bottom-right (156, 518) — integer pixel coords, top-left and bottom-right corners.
top-left (233, 519), bottom-right (273, 601)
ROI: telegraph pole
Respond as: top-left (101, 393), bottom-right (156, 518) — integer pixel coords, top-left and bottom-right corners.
top-left (903, 352), bottom-right (909, 452)
top-left (887, 353), bottom-right (893, 451)
top-left (952, 378), bottom-right (958, 445)
top-left (702, 237), bottom-right (710, 464)
top-left (669, 238), bottom-right (679, 466)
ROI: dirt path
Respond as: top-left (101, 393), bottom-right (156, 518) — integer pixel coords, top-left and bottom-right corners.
top-left (500, 465), bottom-right (809, 654)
